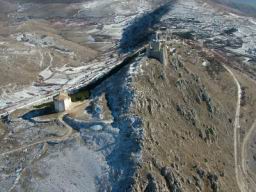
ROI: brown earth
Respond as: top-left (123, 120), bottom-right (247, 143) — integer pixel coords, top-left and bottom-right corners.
top-left (0, 121), bottom-right (6, 137)
top-left (131, 40), bottom-right (245, 192)
top-left (0, 4), bottom-right (98, 90)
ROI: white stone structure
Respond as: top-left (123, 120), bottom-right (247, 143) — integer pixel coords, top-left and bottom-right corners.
top-left (147, 31), bottom-right (168, 65)
top-left (0, 109), bottom-right (9, 121)
top-left (53, 92), bottom-right (72, 112)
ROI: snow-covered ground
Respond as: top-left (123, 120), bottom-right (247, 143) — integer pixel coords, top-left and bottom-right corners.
top-left (1, 54), bottom-right (144, 192)
top-left (30, 146), bottom-right (109, 192)
top-left (0, 0), bottom-right (161, 113)
top-left (2, 0), bottom-right (256, 191)
top-left (162, 0), bottom-right (256, 61)
top-left (62, 56), bottom-right (144, 191)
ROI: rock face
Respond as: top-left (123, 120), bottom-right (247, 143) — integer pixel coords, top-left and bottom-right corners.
top-left (198, 87), bottom-right (215, 113)
top-left (161, 167), bottom-right (182, 192)
top-left (196, 168), bottom-right (206, 179)
top-left (208, 173), bottom-right (220, 192)
top-left (144, 174), bottom-right (159, 192)
top-left (176, 104), bottom-right (198, 126)
top-left (193, 174), bottom-right (204, 191)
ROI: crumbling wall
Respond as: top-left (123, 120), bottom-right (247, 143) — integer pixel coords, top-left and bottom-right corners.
top-left (147, 42), bottom-right (168, 65)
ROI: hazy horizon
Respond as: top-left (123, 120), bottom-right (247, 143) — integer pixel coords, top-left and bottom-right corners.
top-left (214, 0), bottom-right (256, 16)
top-left (223, 0), bottom-right (256, 7)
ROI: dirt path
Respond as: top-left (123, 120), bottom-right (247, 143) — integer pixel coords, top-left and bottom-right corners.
top-left (7, 143), bottom-right (49, 192)
top-left (223, 65), bottom-right (245, 192)
top-left (0, 113), bottom-right (73, 157)
top-left (1, 112), bottom-right (75, 192)
top-left (224, 65), bottom-right (256, 192)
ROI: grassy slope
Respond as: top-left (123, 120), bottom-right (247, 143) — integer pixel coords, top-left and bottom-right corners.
top-left (132, 40), bottom-right (240, 191)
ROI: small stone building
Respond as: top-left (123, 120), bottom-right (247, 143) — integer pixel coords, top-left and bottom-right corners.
top-left (147, 31), bottom-right (168, 65)
top-left (0, 109), bottom-right (9, 123)
top-left (53, 92), bottom-right (71, 112)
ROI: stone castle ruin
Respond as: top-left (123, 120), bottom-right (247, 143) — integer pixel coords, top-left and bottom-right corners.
top-left (0, 109), bottom-right (9, 123)
top-left (147, 29), bottom-right (168, 65)
top-left (53, 91), bottom-right (71, 112)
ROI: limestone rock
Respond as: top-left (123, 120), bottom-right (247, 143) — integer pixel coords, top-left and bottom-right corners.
top-left (161, 166), bottom-right (182, 192)
top-left (207, 173), bottom-right (219, 192)
top-left (144, 174), bottom-right (159, 192)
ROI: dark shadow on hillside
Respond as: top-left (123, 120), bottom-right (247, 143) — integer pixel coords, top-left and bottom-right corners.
top-left (63, 114), bottom-right (108, 131)
top-left (77, 55), bottom-right (144, 192)
top-left (21, 107), bottom-right (55, 123)
top-left (118, 1), bottom-right (174, 53)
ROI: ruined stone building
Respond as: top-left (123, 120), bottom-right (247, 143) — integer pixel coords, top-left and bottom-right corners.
top-left (147, 30), bottom-right (168, 65)
top-left (0, 109), bottom-right (9, 123)
top-left (53, 91), bottom-right (71, 112)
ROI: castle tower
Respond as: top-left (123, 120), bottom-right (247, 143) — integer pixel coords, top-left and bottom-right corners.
top-left (53, 91), bottom-right (72, 112)
top-left (147, 31), bottom-right (168, 65)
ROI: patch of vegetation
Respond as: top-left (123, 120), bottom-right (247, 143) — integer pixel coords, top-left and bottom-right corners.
top-left (33, 102), bottom-right (53, 109)
top-left (206, 127), bottom-right (216, 137)
top-left (70, 89), bottom-right (90, 102)
top-left (173, 31), bottom-right (194, 40)
top-left (223, 27), bottom-right (237, 35)
top-left (205, 59), bottom-right (225, 78)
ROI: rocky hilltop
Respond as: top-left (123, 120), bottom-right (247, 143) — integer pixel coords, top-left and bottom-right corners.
top-left (1, 0), bottom-right (256, 192)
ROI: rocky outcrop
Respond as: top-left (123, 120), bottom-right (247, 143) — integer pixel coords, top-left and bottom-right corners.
top-left (161, 167), bottom-right (183, 192)
top-left (144, 174), bottom-right (159, 192)
top-left (197, 86), bottom-right (215, 113)
top-left (207, 173), bottom-right (219, 192)
top-left (176, 104), bottom-right (198, 126)
top-left (199, 126), bottom-right (217, 142)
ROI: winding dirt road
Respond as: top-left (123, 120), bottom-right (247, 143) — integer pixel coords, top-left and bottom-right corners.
top-left (224, 65), bottom-right (256, 192)
top-left (0, 113), bottom-right (73, 157)
top-left (242, 119), bottom-right (256, 190)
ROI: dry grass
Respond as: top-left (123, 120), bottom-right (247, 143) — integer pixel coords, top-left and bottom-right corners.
top-left (0, 16), bottom-right (98, 89)
top-left (0, 121), bottom-right (6, 137)
top-left (132, 41), bottom-right (241, 191)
